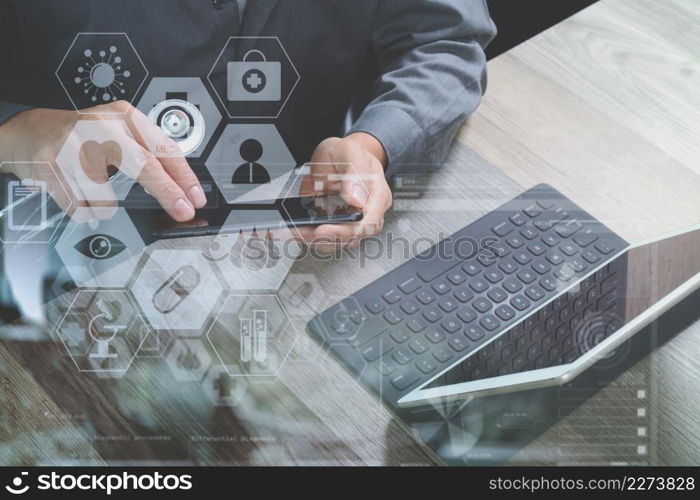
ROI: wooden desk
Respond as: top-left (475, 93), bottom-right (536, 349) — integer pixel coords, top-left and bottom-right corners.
top-left (1, 0), bottom-right (699, 465)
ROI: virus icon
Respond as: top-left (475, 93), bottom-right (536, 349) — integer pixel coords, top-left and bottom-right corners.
top-left (74, 46), bottom-right (131, 103)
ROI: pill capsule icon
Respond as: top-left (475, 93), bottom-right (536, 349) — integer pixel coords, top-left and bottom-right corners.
top-left (152, 265), bottom-right (201, 314)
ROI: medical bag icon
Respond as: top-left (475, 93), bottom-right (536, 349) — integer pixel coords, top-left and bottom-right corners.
top-left (227, 50), bottom-right (281, 102)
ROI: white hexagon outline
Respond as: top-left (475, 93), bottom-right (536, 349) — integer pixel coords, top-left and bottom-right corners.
top-left (206, 293), bottom-right (300, 378)
top-left (206, 36), bottom-right (300, 119)
top-left (134, 76), bottom-right (223, 159)
top-left (128, 247), bottom-right (228, 333)
top-left (0, 161), bottom-right (73, 245)
top-left (55, 32), bottom-right (149, 115)
top-left (53, 288), bottom-right (152, 375)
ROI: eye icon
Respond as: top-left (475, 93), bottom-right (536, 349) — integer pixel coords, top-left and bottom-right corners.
top-left (74, 234), bottom-right (127, 260)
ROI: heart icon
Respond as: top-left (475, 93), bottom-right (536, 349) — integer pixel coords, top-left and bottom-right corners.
top-left (78, 140), bottom-right (123, 184)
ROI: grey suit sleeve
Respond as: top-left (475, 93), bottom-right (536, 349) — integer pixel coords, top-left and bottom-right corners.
top-left (0, 0), bottom-right (31, 127)
top-left (348, 0), bottom-right (496, 177)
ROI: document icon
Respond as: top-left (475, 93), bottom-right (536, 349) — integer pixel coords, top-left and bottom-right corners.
top-left (7, 180), bottom-right (47, 231)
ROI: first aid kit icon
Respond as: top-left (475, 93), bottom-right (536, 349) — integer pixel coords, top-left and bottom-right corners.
top-left (227, 50), bottom-right (281, 102)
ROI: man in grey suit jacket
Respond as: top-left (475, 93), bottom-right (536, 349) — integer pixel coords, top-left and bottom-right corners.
top-left (0, 0), bottom-right (495, 249)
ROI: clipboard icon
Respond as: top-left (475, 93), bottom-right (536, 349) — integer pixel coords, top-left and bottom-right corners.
top-left (7, 179), bottom-right (47, 231)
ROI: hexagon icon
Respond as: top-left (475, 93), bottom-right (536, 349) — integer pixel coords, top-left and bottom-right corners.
top-left (207, 36), bottom-right (299, 119)
top-left (206, 123), bottom-right (297, 204)
top-left (207, 294), bottom-right (299, 378)
top-left (54, 289), bottom-right (151, 376)
top-left (56, 33), bottom-right (148, 113)
top-left (203, 364), bottom-right (249, 407)
top-left (55, 208), bottom-right (146, 288)
top-left (202, 209), bottom-right (300, 292)
top-left (130, 248), bottom-right (225, 332)
top-left (165, 338), bottom-right (212, 382)
top-left (135, 77), bottom-right (222, 159)
top-left (0, 161), bottom-right (72, 245)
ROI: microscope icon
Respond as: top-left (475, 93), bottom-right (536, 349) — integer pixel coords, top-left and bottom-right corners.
top-left (88, 298), bottom-right (127, 359)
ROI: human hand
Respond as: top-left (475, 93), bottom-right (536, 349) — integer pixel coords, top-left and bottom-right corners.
top-left (0, 101), bottom-right (206, 222)
top-left (294, 133), bottom-right (392, 253)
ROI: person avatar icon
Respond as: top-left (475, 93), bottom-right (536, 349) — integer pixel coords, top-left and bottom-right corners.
top-left (231, 138), bottom-right (271, 184)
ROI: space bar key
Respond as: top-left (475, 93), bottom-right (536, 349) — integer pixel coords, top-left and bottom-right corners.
top-left (417, 257), bottom-right (462, 282)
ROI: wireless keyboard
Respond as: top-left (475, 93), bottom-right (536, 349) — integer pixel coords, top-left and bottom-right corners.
top-left (307, 184), bottom-right (628, 406)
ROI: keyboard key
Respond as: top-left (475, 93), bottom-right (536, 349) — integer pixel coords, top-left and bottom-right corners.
top-left (527, 344), bottom-right (542, 361)
top-left (509, 212), bottom-right (528, 226)
top-left (432, 279), bottom-right (452, 295)
top-left (517, 269), bottom-right (537, 284)
top-left (480, 314), bottom-right (501, 331)
top-left (331, 318), bottom-right (355, 335)
top-left (390, 330), bottom-right (410, 343)
top-left (525, 285), bottom-right (545, 301)
top-left (546, 250), bottom-right (565, 265)
top-left (503, 277), bottom-right (523, 293)
top-left (523, 204), bottom-right (542, 217)
top-left (432, 347), bottom-right (454, 363)
top-left (457, 307), bottom-right (477, 323)
top-left (409, 337), bottom-right (429, 354)
top-left (573, 227), bottom-right (598, 247)
top-left (464, 325), bottom-right (485, 341)
top-left (425, 329), bottom-right (446, 344)
top-left (416, 358), bottom-right (437, 374)
top-left (449, 336), bottom-right (470, 352)
top-left (595, 240), bottom-right (616, 254)
top-left (447, 270), bottom-right (467, 285)
top-left (539, 276), bottom-right (558, 291)
top-left (554, 266), bottom-right (574, 282)
top-left (384, 309), bottom-right (404, 325)
top-left (406, 317), bottom-right (427, 333)
top-left (498, 259), bottom-right (518, 274)
top-left (454, 287), bottom-right (475, 303)
top-left (528, 242), bottom-right (547, 256)
top-left (390, 372), bottom-right (420, 391)
top-left (568, 258), bottom-right (588, 273)
top-left (542, 234), bottom-right (560, 247)
top-left (495, 304), bottom-right (516, 321)
top-left (400, 298), bottom-right (420, 315)
top-left (487, 287), bottom-right (508, 303)
top-left (462, 262), bottom-right (481, 276)
top-left (416, 289), bottom-right (436, 305)
top-left (382, 289), bottom-right (402, 304)
top-left (393, 348), bottom-right (413, 365)
top-left (360, 338), bottom-right (393, 362)
top-left (532, 261), bottom-right (551, 275)
top-left (365, 299), bottom-right (385, 314)
top-left (437, 295), bottom-right (458, 312)
top-left (520, 226), bottom-right (539, 240)
top-left (505, 234), bottom-right (525, 249)
top-left (441, 317), bottom-right (461, 333)
top-left (537, 199), bottom-right (555, 209)
top-left (555, 220), bottom-right (583, 238)
top-left (378, 360), bottom-right (396, 375)
top-left (501, 343), bottom-right (514, 361)
top-left (513, 251), bottom-right (533, 265)
top-left (513, 353), bottom-right (527, 370)
top-left (516, 335), bottom-right (530, 352)
top-left (510, 295), bottom-right (530, 311)
top-left (398, 277), bottom-right (421, 294)
top-left (469, 277), bottom-right (489, 293)
top-left (477, 252), bottom-right (497, 267)
top-left (492, 221), bottom-right (514, 237)
top-left (350, 308), bottom-right (368, 324)
top-left (560, 242), bottom-right (578, 256)
top-left (601, 274), bottom-right (619, 294)
top-left (581, 249), bottom-right (600, 263)
top-left (422, 306), bottom-right (443, 323)
top-left (483, 269), bottom-right (503, 284)
top-left (473, 297), bottom-right (493, 313)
